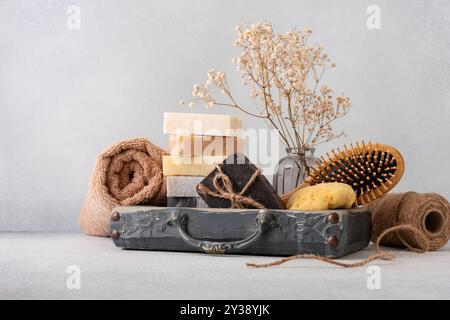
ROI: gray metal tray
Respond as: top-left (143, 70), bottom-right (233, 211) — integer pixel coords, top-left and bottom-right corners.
top-left (110, 206), bottom-right (371, 258)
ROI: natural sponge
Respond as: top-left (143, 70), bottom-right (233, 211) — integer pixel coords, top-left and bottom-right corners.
top-left (287, 182), bottom-right (357, 211)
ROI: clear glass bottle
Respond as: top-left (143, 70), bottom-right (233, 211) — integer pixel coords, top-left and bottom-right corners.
top-left (273, 147), bottom-right (319, 196)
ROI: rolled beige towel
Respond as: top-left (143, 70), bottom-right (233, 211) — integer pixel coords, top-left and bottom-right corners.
top-left (80, 138), bottom-right (167, 236)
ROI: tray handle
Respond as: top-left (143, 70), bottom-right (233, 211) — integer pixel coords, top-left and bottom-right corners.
top-left (170, 209), bottom-right (277, 254)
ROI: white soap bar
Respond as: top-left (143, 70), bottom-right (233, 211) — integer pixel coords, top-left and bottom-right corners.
top-left (163, 113), bottom-right (242, 137)
top-left (163, 155), bottom-right (226, 176)
top-left (166, 176), bottom-right (204, 197)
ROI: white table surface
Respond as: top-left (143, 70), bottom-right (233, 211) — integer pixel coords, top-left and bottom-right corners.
top-left (1, 233), bottom-right (449, 300)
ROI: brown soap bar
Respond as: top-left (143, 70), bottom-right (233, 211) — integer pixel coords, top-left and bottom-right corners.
top-left (196, 154), bottom-right (286, 209)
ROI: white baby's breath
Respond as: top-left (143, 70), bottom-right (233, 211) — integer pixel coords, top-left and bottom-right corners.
top-left (184, 22), bottom-right (351, 150)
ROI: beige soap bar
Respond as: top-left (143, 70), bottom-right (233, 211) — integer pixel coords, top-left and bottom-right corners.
top-left (168, 135), bottom-right (244, 157)
top-left (163, 113), bottom-right (242, 137)
top-left (163, 155), bottom-right (226, 176)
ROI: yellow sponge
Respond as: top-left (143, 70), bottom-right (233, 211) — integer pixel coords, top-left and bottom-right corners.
top-left (286, 182), bottom-right (357, 211)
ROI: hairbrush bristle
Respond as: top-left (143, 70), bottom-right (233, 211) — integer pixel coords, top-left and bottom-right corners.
top-left (301, 141), bottom-right (405, 205)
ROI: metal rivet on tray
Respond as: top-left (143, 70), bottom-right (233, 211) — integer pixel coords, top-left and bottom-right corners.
top-left (327, 235), bottom-right (339, 247)
top-left (111, 212), bottom-right (121, 221)
top-left (327, 212), bottom-right (339, 224)
top-left (111, 230), bottom-right (120, 240)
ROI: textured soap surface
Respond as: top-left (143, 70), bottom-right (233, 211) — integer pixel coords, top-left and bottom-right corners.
top-left (287, 182), bottom-right (357, 211)
top-left (163, 113), bottom-right (242, 137)
top-left (167, 197), bottom-right (208, 208)
top-left (196, 154), bottom-right (286, 209)
top-left (163, 155), bottom-right (226, 176)
top-left (168, 135), bottom-right (244, 157)
top-left (166, 176), bottom-right (204, 197)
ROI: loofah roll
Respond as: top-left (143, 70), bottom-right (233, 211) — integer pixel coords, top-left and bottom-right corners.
top-left (80, 138), bottom-right (167, 237)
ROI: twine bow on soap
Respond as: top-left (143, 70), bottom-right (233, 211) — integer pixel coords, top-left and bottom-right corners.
top-left (197, 165), bottom-right (265, 209)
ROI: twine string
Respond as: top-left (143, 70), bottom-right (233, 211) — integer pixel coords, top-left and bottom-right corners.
top-left (246, 224), bottom-right (428, 268)
top-left (197, 165), bottom-right (265, 209)
top-left (246, 191), bottom-right (450, 269)
top-left (390, 192), bottom-right (429, 253)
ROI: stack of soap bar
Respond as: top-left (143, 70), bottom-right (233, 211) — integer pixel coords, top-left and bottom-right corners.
top-left (196, 154), bottom-right (286, 210)
top-left (163, 112), bottom-right (244, 208)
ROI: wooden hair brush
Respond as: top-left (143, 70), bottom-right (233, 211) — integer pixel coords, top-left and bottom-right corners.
top-left (281, 141), bottom-right (405, 206)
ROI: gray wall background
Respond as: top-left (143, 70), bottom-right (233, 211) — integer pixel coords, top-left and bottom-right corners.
top-left (1, 0), bottom-right (449, 231)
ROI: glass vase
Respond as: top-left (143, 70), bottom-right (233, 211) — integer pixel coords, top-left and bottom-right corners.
top-left (273, 147), bottom-right (319, 196)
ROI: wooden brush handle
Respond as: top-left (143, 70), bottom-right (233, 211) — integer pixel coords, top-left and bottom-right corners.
top-left (282, 141), bottom-right (405, 206)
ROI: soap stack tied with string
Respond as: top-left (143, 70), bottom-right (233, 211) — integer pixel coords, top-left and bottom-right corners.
top-left (163, 112), bottom-right (245, 208)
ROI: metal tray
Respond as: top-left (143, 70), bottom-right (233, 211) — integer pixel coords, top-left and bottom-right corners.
top-left (110, 206), bottom-right (371, 258)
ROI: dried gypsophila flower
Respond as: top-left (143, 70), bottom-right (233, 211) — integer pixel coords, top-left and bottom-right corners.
top-left (182, 21), bottom-right (351, 152)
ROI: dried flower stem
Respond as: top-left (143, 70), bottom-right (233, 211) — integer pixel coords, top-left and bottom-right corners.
top-left (182, 22), bottom-right (351, 157)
